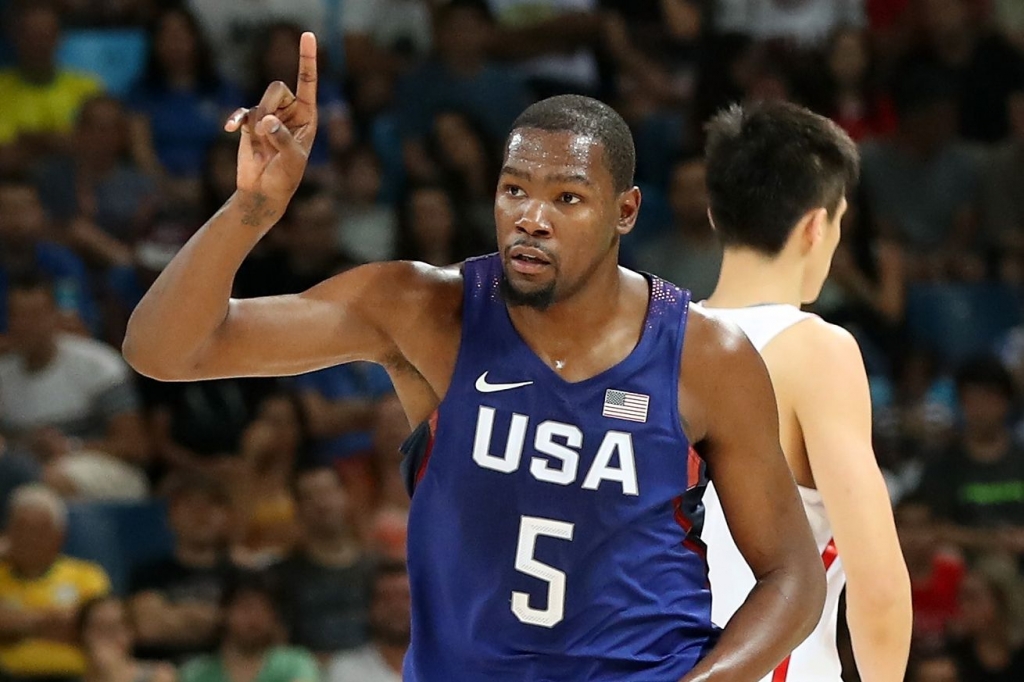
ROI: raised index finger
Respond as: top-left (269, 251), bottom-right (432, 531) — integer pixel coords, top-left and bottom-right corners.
top-left (296, 32), bottom-right (318, 109)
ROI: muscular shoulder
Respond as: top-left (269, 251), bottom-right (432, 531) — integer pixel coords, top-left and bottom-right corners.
top-left (766, 317), bottom-right (871, 425)
top-left (682, 303), bottom-right (754, 367)
top-left (680, 303), bottom-right (772, 442)
top-left (770, 316), bottom-right (865, 387)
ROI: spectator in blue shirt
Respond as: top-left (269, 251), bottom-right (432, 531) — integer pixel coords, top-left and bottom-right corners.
top-left (395, 1), bottom-right (530, 180)
top-left (0, 175), bottom-right (96, 335)
top-left (127, 6), bottom-right (243, 186)
top-left (291, 362), bottom-right (394, 465)
top-left (248, 22), bottom-right (353, 175)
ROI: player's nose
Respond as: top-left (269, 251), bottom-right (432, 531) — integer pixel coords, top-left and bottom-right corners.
top-left (515, 199), bottom-right (552, 237)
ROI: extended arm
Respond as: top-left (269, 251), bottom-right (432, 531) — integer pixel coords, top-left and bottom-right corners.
top-left (122, 34), bottom-right (406, 383)
top-left (679, 314), bottom-right (825, 682)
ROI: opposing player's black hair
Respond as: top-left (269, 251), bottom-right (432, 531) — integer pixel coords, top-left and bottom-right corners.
top-left (508, 95), bottom-right (636, 193)
top-left (954, 354), bottom-right (1016, 402)
top-left (704, 100), bottom-right (860, 256)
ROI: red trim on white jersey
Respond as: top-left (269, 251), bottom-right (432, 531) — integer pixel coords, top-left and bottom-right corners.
top-left (771, 537), bottom-right (839, 681)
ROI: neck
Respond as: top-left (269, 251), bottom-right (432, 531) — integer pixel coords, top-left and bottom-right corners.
top-left (376, 641), bottom-right (407, 674)
top-left (705, 248), bottom-right (804, 308)
top-left (506, 259), bottom-right (626, 363)
top-left (23, 339), bottom-right (58, 372)
top-left (175, 542), bottom-right (220, 568)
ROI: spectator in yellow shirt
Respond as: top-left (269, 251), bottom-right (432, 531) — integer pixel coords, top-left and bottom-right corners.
top-left (0, 1), bottom-right (102, 168)
top-left (0, 484), bottom-right (111, 682)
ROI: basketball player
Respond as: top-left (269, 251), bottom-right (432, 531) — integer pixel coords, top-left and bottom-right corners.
top-left (123, 34), bottom-right (827, 681)
top-left (699, 102), bottom-right (913, 681)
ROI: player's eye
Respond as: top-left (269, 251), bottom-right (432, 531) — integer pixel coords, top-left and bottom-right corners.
top-left (504, 185), bottom-right (525, 198)
top-left (559, 193), bottom-right (582, 205)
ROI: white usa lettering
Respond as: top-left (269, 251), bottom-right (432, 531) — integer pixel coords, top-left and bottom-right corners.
top-left (471, 406), bottom-right (640, 496)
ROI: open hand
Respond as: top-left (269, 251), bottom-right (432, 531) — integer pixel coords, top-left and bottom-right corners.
top-left (225, 32), bottom-right (319, 207)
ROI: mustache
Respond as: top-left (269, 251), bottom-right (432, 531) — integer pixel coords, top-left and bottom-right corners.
top-left (504, 238), bottom-right (557, 264)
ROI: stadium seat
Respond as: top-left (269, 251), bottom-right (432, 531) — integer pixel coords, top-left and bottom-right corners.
top-left (58, 28), bottom-right (148, 97)
top-left (905, 283), bottom-right (1024, 364)
top-left (64, 500), bottom-right (174, 595)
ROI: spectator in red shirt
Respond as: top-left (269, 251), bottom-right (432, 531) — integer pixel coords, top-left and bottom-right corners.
top-left (823, 27), bottom-right (898, 142)
top-left (896, 495), bottom-right (965, 647)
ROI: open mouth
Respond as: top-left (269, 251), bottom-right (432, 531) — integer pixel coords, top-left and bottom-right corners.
top-left (509, 246), bottom-right (552, 274)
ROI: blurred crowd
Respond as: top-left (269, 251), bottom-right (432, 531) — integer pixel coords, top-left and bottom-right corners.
top-left (1, 0), bottom-right (1024, 680)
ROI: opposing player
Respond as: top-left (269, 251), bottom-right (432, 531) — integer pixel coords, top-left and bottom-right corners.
top-left (699, 102), bottom-right (913, 681)
top-left (123, 34), bottom-right (826, 681)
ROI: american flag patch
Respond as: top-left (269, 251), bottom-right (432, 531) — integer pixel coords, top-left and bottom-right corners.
top-left (602, 389), bottom-right (650, 423)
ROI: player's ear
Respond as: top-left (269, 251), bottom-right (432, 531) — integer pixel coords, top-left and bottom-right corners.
top-left (799, 207), bottom-right (829, 255)
top-left (615, 186), bottom-right (642, 237)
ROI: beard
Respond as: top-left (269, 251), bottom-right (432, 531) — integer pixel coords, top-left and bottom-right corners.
top-left (499, 271), bottom-right (556, 311)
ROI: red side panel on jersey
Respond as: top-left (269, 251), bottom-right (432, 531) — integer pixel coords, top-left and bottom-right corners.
top-left (772, 656), bottom-right (792, 682)
top-left (415, 410), bottom-right (439, 486)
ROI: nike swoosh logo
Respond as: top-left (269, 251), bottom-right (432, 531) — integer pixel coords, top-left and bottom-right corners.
top-left (475, 372), bottom-right (534, 393)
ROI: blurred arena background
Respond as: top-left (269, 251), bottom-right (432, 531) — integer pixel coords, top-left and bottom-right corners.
top-left (0, 0), bottom-right (1023, 680)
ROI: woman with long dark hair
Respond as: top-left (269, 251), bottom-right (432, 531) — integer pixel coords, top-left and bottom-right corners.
top-left (127, 6), bottom-right (242, 186)
top-left (821, 27), bottom-right (897, 142)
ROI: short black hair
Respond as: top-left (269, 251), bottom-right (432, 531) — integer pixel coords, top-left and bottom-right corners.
top-left (704, 100), bottom-right (860, 255)
top-left (507, 95), bottom-right (636, 192)
top-left (955, 354), bottom-right (1016, 402)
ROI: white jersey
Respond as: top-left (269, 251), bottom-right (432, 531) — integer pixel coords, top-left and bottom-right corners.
top-left (698, 304), bottom-right (844, 682)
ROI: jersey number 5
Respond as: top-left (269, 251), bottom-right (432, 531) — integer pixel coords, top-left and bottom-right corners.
top-left (512, 515), bottom-right (575, 628)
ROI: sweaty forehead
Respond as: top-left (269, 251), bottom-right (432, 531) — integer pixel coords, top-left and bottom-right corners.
top-left (504, 129), bottom-right (610, 183)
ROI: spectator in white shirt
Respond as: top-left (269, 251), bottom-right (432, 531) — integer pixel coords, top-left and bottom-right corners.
top-left (327, 560), bottom-right (409, 682)
top-left (0, 274), bottom-right (148, 500)
top-left (716, 0), bottom-right (866, 48)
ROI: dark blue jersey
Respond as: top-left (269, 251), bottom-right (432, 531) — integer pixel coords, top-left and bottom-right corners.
top-left (402, 254), bottom-right (716, 681)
